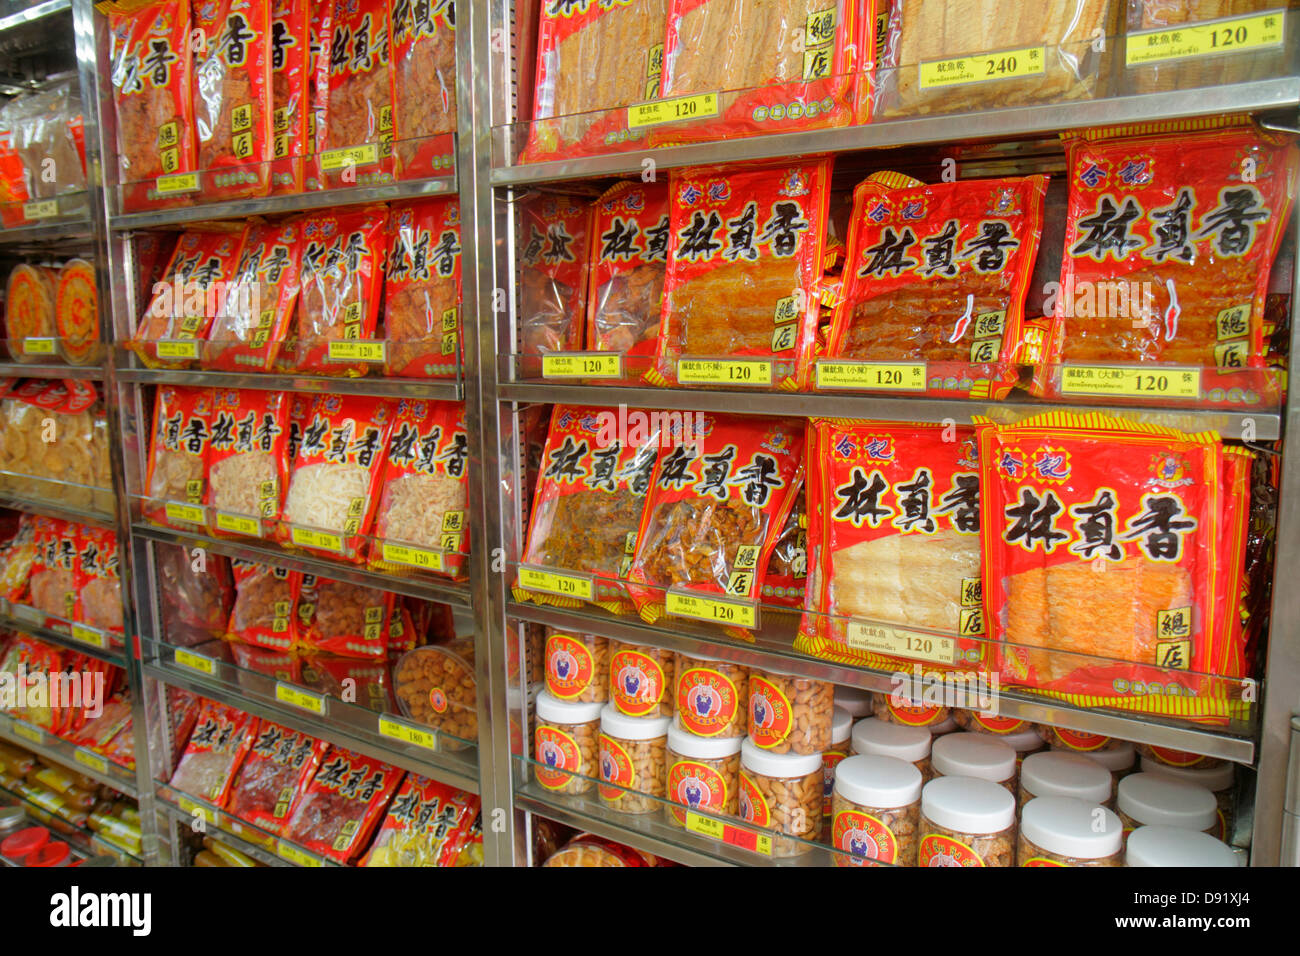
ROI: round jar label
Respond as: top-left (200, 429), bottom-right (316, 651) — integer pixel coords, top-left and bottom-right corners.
top-left (821, 748), bottom-right (848, 817)
top-left (919, 833), bottom-right (985, 867)
top-left (535, 726), bottom-right (582, 791)
top-left (611, 649), bottom-right (666, 717)
top-left (738, 771), bottom-right (770, 827)
top-left (748, 675), bottom-right (793, 748)
top-left (833, 810), bottom-right (898, 866)
top-left (546, 633), bottom-right (596, 700)
top-left (1050, 727), bottom-right (1109, 751)
top-left (1024, 857), bottom-right (1067, 867)
top-left (677, 666), bottom-right (741, 737)
top-left (971, 713), bottom-right (1028, 734)
top-left (597, 733), bottom-right (635, 802)
top-left (886, 699), bottom-right (944, 727)
top-left (668, 759), bottom-right (727, 825)
top-left (428, 686), bottom-right (448, 714)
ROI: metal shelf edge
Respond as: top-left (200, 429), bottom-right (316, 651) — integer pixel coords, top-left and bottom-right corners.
top-left (152, 793), bottom-right (299, 867)
top-left (115, 365), bottom-right (465, 400)
top-left (0, 216), bottom-right (92, 245)
top-left (0, 362), bottom-right (105, 381)
top-left (0, 613), bottom-right (127, 666)
top-left (0, 0), bottom-right (70, 34)
top-left (0, 714), bottom-right (138, 797)
top-left (0, 494), bottom-right (116, 528)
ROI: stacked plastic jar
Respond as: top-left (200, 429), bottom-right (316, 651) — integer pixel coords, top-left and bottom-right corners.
top-left (748, 667), bottom-right (833, 754)
top-left (1138, 756), bottom-right (1235, 842)
top-left (598, 704), bottom-right (671, 814)
top-left (1116, 772), bottom-right (1219, 838)
top-left (738, 739), bottom-right (823, 856)
top-left (1018, 797), bottom-right (1124, 867)
top-left (534, 691), bottom-right (603, 795)
top-left (1125, 826), bottom-right (1242, 867)
top-left (830, 754), bottom-right (922, 867)
top-left (851, 718), bottom-right (933, 781)
top-left (544, 628), bottom-right (608, 703)
top-left (1018, 751), bottom-right (1114, 810)
top-left (608, 641), bottom-right (674, 717)
top-left (918, 776), bottom-right (1017, 867)
top-left (821, 707), bottom-right (853, 822)
top-left (930, 732), bottom-right (1017, 792)
top-left (872, 693), bottom-right (950, 730)
top-left (1056, 739), bottom-right (1135, 790)
top-left (665, 725), bottom-right (741, 828)
top-left (673, 652), bottom-right (748, 739)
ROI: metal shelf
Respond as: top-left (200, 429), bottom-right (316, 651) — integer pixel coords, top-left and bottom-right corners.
top-left (116, 364), bottom-right (465, 401)
top-left (492, 77), bottom-right (1300, 186)
top-left (0, 608), bottom-right (126, 665)
top-left (0, 712), bottom-right (138, 797)
top-left (152, 787), bottom-right (318, 867)
top-left (0, 0), bottom-right (70, 34)
top-left (0, 361), bottom-right (104, 381)
top-left (0, 492), bottom-right (116, 528)
top-left (132, 522), bottom-right (472, 607)
top-left (109, 173), bottom-right (458, 232)
top-left (508, 600), bottom-right (1256, 764)
top-left (142, 641), bottom-right (480, 794)
top-left (0, 216), bottom-right (92, 246)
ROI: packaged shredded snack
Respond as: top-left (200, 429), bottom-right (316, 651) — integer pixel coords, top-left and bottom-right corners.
top-left (202, 220), bottom-right (304, 372)
top-left (193, 0), bottom-right (273, 199)
top-left (660, 0), bottom-right (857, 144)
top-left (362, 775), bottom-right (480, 867)
top-left (270, 0), bottom-right (309, 193)
top-left (0, 514), bottom-right (37, 601)
top-left (285, 391), bottom-right (312, 463)
top-left (382, 197), bottom-right (462, 378)
top-left (794, 421), bottom-right (985, 673)
top-left (205, 388), bottom-right (291, 538)
top-left (761, 476), bottom-right (806, 609)
top-left (157, 542), bottom-right (233, 647)
top-left (0, 380), bottom-right (108, 509)
top-left (131, 229), bottom-right (250, 369)
top-left (521, 0), bottom-right (669, 162)
top-left (1126, 0), bottom-right (1290, 94)
top-left (1, 637), bottom-right (63, 729)
top-left (168, 699), bottom-right (256, 807)
top-left (586, 180), bottom-right (670, 379)
top-left (0, 129), bottom-right (27, 228)
top-left (28, 517), bottom-right (76, 624)
top-left (873, 0), bottom-right (1114, 118)
top-left (55, 260), bottom-right (100, 366)
top-left (650, 160), bottom-right (831, 391)
top-left (515, 404), bottom-right (661, 614)
top-left (5, 264), bottom-right (57, 362)
top-left (280, 745), bottom-right (403, 863)
top-left (519, 195), bottom-right (594, 357)
top-left (304, 0), bottom-right (332, 191)
top-left (627, 413), bottom-right (804, 626)
top-left (225, 719), bottom-right (327, 829)
top-left (228, 560), bottom-right (298, 652)
top-left (134, 232), bottom-right (180, 305)
top-left (294, 573), bottom-right (395, 659)
top-left (107, 0), bottom-right (197, 211)
top-left (296, 206), bottom-right (388, 376)
top-left (389, 0), bottom-right (457, 179)
top-left (369, 399), bottom-right (470, 579)
top-left (323, 0), bottom-right (394, 186)
top-left (1036, 125), bottom-right (1298, 393)
top-left (144, 386), bottom-right (214, 529)
top-left (279, 393), bottom-right (395, 561)
top-left (75, 526), bottom-right (123, 636)
top-left (3, 77), bottom-right (87, 211)
top-left (977, 412), bottom-right (1230, 721)
top-left (826, 172), bottom-right (1047, 399)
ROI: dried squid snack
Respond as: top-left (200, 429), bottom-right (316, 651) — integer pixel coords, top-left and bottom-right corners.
top-left (144, 386), bottom-right (214, 529)
top-left (205, 388), bottom-right (291, 538)
top-left (323, 0), bottom-right (395, 186)
top-left (281, 746), bottom-right (404, 864)
top-left (28, 516), bottom-right (76, 624)
top-left (761, 473), bottom-right (807, 610)
top-left (382, 197), bottom-right (462, 378)
top-left (390, 0), bottom-right (457, 179)
top-left (361, 776), bottom-right (480, 867)
top-left (74, 526), bottom-right (123, 636)
top-left (202, 221), bottom-right (303, 372)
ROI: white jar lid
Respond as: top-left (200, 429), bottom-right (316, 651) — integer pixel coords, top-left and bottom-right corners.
top-left (1138, 755), bottom-right (1234, 792)
top-left (536, 689), bottom-right (604, 725)
top-left (1117, 773), bottom-right (1217, 830)
top-left (921, 775), bottom-right (1015, 834)
top-left (833, 685), bottom-right (874, 718)
top-left (834, 754), bottom-right (922, 809)
top-left (1021, 752), bottom-right (1113, 803)
top-left (600, 703), bottom-right (670, 741)
top-left (668, 723), bottom-right (743, 760)
top-left (986, 727), bottom-right (1046, 754)
top-left (929, 714), bottom-right (958, 735)
top-left (741, 737), bottom-right (822, 779)
top-left (830, 706), bottom-right (852, 746)
top-left (931, 732), bottom-right (1016, 783)
top-left (1125, 826), bottom-right (1242, 867)
top-left (852, 718), bottom-right (931, 763)
top-left (1057, 740), bottom-right (1135, 772)
top-left (1021, 796), bottom-right (1122, 860)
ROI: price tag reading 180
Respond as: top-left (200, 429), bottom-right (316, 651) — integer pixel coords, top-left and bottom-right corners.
top-left (845, 621), bottom-right (957, 666)
top-left (1126, 10), bottom-right (1285, 66)
top-left (518, 565), bottom-right (595, 602)
top-left (665, 589), bottom-right (758, 630)
top-left (677, 358), bottom-right (773, 387)
top-left (815, 360), bottom-right (927, 391)
top-left (919, 45), bottom-right (1045, 88)
top-left (378, 717), bottom-right (438, 751)
top-left (1059, 365), bottom-right (1202, 400)
top-left (542, 352), bottom-right (623, 379)
top-left (627, 92), bottom-right (719, 129)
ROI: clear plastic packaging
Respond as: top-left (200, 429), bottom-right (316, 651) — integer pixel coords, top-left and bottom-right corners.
top-left (1018, 796), bottom-right (1123, 867)
top-left (609, 641), bottom-right (674, 717)
top-left (393, 638), bottom-right (478, 747)
top-left (665, 725), bottom-right (741, 828)
top-left (831, 754), bottom-right (923, 867)
top-left (918, 776), bottom-right (1017, 868)
top-left (821, 706), bottom-right (853, 820)
top-left (598, 705), bottom-right (670, 814)
top-left (534, 690), bottom-right (603, 795)
top-left (674, 652), bottom-right (748, 739)
top-left (739, 739), bottom-right (822, 856)
top-left (748, 668), bottom-right (833, 755)
top-left (544, 628), bottom-right (609, 704)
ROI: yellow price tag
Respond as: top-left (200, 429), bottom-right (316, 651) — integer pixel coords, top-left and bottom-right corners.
top-left (276, 682), bottom-right (326, 715)
top-left (70, 623), bottom-right (108, 649)
top-left (156, 171), bottom-right (200, 194)
top-left (290, 526), bottom-right (344, 552)
top-left (174, 648), bottom-right (216, 676)
top-left (381, 543), bottom-right (444, 572)
top-left (22, 199), bottom-right (59, 220)
top-left (919, 46), bottom-right (1045, 88)
top-left (21, 337), bottom-right (56, 355)
top-left (845, 621), bottom-right (958, 666)
top-left (156, 340), bottom-right (200, 360)
top-left (685, 811), bottom-right (724, 840)
top-left (378, 716), bottom-right (438, 751)
top-left (542, 352), bottom-right (623, 379)
top-left (177, 795), bottom-right (214, 825)
top-left (328, 340), bottom-right (386, 362)
top-left (277, 839), bottom-right (324, 867)
top-left (815, 360), bottom-right (928, 391)
top-left (216, 512), bottom-right (262, 536)
top-left (677, 358), bottom-right (773, 386)
top-left (1127, 10), bottom-right (1285, 65)
top-left (74, 749), bottom-right (109, 774)
top-left (10, 721), bottom-right (43, 745)
top-left (165, 502), bottom-right (206, 525)
top-left (665, 589), bottom-right (758, 629)
top-left (320, 144), bottom-right (379, 170)
top-left (519, 565), bottom-right (595, 602)
top-left (1059, 365), bottom-right (1202, 400)
top-left (627, 92), bottom-right (719, 129)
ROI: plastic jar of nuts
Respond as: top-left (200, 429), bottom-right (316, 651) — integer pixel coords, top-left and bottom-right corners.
top-left (609, 641), bottom-right (674, 717)
top-left (544, 628), bottom-right (608, 703)
top-left (674, 652), bottom-right (747, 738)
top-left (534, 690), bottom-right (603, 795)
top-left (597, 704), bottom-right (670, 814)
top-left (1116, 772), bottom-right (1218, 837)
top-left (930, 732), bottom-right (1016, 792)
top-left (1125, 826), bottom-right (1242, 868)
top-left (1138, 757), bottom-right (1235, 842)
top-left (821, 707), bottom-right (853, 820)
top-left (952, 709), bottom-right (1037, 737)
top-left (851, 718), bottom-right (932, 781)
top-left (393, 637), bottom-right (477, 749)
top-left (833, 685), bottom-right (874, 719)
top-left (918, 776), bottom-right (1017, 867)
top-left (831, 754), bottom-right (922, 867)
top-left (1018, 797), bottom-right (1123, 867)
top-left (928, 713), bottom-right (958, 736)
top-left (1135, 745), bottom-right (1224, 771)
top-left (986, 726), bottom-right (1047, 769)
top-left (1037, 726), bottom-right (1120, 754)
top-left (1019, 751), bottom-right (1113, 811)
top-left (738, 738), bottom-right (822, 856)
top-left (747, 667), bottom-right (833, 754)
top-left (665, 725), bottom-right (741, 827)
top-left (1055, 739), bottom-right (1135, 790)
top-left (872, 694), bottom-right (949, 729)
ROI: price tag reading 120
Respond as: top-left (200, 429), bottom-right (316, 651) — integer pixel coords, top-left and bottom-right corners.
top-left (1059, 365), bottom-right (1202, 400)
top-left (665, 589), bottom-right (758, 630)
top-left (677, 359), bottom-right (773, 387)
top-left (815, 360), bottom-right (927, 391)
top-left (542, 352), bottom-right (623, 379)
top-left (518, 565), bottom-right (595, 602)
top-left (627, 92), bottom-right (719, 129)
top-left (1127, 10), bottom-right (1285, 65)
top-left (845, 621), bottom-right (957, 667)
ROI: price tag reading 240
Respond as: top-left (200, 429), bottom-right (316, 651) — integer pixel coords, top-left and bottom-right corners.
top-left (919, 45), bottom-right (1045, 89)
top-left (666, 588), bottom-right (758, 630)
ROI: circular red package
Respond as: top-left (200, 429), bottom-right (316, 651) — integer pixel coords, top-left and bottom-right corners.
top-left (26, 841), bottom-right (70, 867)
top-left (2, 826), bottom-right (49, 861)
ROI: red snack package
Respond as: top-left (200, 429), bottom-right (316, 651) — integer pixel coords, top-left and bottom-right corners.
top-left (295, 206), bottom-right (388, 376)
top-left (382, 197), bottom-right (462, 378)
top-left (280, 745), bottom-right (403, 862)
top-left (299, 653), bottom-right (391, 711)
top-left (978, 412), bottom-right (1231, 722)
top-left (0, 636), bottom-right (62, 729)
top-left (74, 526), bottom-right (124, 638)
top-left (586, 180), bottom-right (670, 380)
top-left (386, 601), bottom-right (417, 654)
top-left (627, 413), bottom-right (805, 628)
top-left (761, 473), bottom-right (806, 610)
top-left (361, 775), bottom-right (480, 867)
top-left (202, 220), bottom-right (305, 371)
top-left (519, 195), bottom-right (594, 358)
top-left (168, 699), bottom-right (256, 806)
top-left (279, 393), bottom-right (396, 561)
top-left (294, 573), bottom-right (395, 659)
top-left (192, 0), bottom-right (273, 199)
top-left (322, 0), bottom-right (394, 187)
top-left (389, 0), bottom-right (456, 180)
top-left (227, 559), bottom-right (298, 652)
top-left (826, 172), bottom-right (1047, 400)
top-left (107, 0), bottom-right (197, 211)
top-left (143, 385), bottom-right (215, 529)
top-left (270, 0), bottom-right (309, 193)
top-left (369, 399), bottom-right (469, 580)
top-left (284, 391), bottom-right (312, 463)
top-left (134, 232), bottom-right (181, 304)
top-left (28, 517), bottom-right (76, 624)
top-left (225, 719), bottom-right (327, 830)
top-left (205, 388), bottom-right (291, 538)
top-left (0, 131), bottom-right (29, 228)
top-left (304, 0), bottom-right (332, 191)
top-left (651, 160), bottom-right (831, 391)
top-left (229, 641), bottom-right (301, 683)
top-left (131, 228), bottom-right (250, 369)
